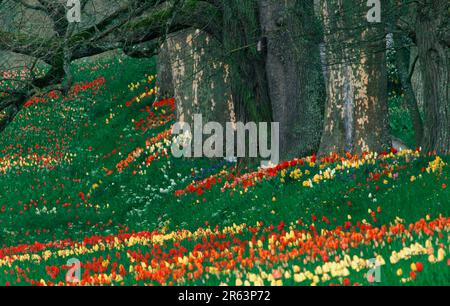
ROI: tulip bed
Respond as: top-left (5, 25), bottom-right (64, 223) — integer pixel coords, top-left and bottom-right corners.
top-left (0, 56), bottom-right (448, 286)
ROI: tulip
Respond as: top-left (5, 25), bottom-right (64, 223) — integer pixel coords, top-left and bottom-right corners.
top-left (415, 262), bottom-right (424, 272)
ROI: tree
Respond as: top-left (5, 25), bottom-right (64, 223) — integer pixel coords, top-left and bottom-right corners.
top-left (162, 0), bottom-right (326, 160)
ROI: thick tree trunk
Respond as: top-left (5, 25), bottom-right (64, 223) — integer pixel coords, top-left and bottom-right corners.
top-left (222, 0), bottom-right (273, 125)
top-left (415, 0), bottom-right (450, 154)
top-left (158, 29), bottom-right (236, 126)
top-left (258, 0), bottom-right (325, 159)
top-left (318, 0), bottom-right (391, 155)
top-left (229, 56), bottom-right (272, 125)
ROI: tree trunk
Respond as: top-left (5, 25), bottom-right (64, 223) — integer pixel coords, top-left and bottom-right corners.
top-left (258, 0), bottom-right (325, 160)
top-left (415, 0), bottom-right (450, 154)
top-left (318, 0), bottom-right (391, 155)
top-left (222, 0), bottom-right (273, 125)
top-left (159, 29), bottom-right (236, 126)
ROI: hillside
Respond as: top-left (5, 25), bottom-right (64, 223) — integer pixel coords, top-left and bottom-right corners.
top-left (0, 56), bottom-right (448, 286)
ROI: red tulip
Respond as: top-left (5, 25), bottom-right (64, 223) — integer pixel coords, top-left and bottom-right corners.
top-left (416, 262), bottom-right (424, 272)
top-left (78, 191), bottom-right (85, 200)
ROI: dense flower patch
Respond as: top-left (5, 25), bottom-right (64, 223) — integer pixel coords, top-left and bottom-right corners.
top-left (0, 216), bottom-right (448, 286)
top-left (174, 149), bottom-right (446, 198)
top-left (23, 77), bottom-right (106, 108)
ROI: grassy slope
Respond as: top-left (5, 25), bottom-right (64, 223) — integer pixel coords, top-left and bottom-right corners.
top-left (0, 56), bottom-right (448, 286)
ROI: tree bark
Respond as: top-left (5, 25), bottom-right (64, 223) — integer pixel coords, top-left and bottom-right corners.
top-left (318, 0), bottom-right (391, 155)
top-left (160, 29), bottom-right (236, 126)
top-left (222, 0), bottom-right (273, 125)
top-left (258, 0), bottom-right (325, 159)
top-left (415, 0), bottom-right (450, 154)
top-left (410, 47), bottom-right (425, 114)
